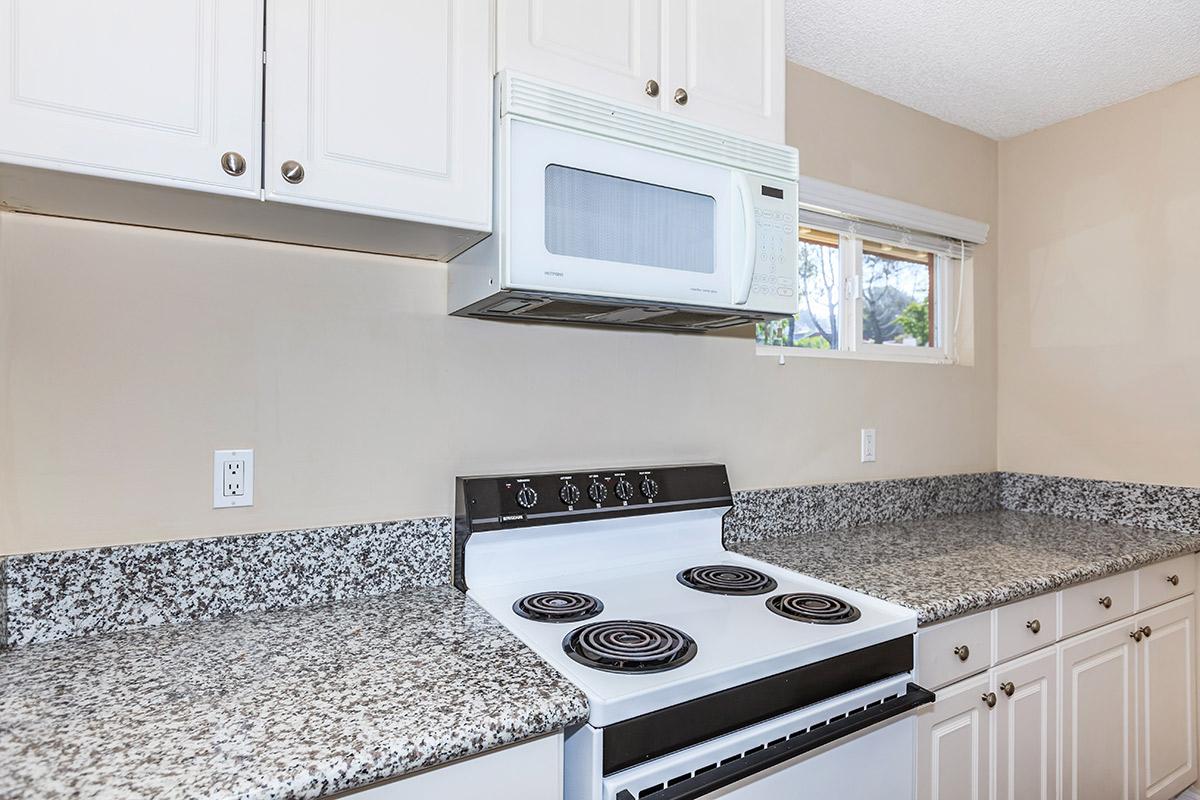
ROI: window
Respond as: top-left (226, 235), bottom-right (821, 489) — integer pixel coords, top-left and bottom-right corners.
top-left (757, 227), bottom-right (961, 363)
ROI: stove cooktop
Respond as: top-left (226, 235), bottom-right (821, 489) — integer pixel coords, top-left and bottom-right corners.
top-left (468, 551), bottom-right (916, 727)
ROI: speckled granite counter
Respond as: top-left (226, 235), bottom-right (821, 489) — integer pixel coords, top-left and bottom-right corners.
top-left (734, 511), bottom-right (1200, 625)
top-left (0, 586), bottom-right (587, 800)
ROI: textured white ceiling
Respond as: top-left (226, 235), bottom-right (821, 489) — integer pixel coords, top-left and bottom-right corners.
top-left (784, 0), bottom-right (1200, 139)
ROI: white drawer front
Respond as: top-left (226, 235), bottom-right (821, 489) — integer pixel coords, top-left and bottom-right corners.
top-left (917, 612), bottom-right (991, 690)
top-left (1061, 571), bottom-right (1137, 638)
top-left (994, 593), bottom-right (1058, 663)
top-left (1137, 554), bottom-right (1196, 611)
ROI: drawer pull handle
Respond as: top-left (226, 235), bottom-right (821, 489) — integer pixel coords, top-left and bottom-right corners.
top-left (1167, 574), bottom-right (1180, 586)
top-left (1000, 681), bottom-right (1015, 697)
top-left (1141, 625), bottom-right (1152, 638)
top-left (1026, 619), bottom-right (1041, 634)
top-left (982, 691), bottom-right (997, 708)
top-left (1098, 595), bottom-right (1112, 609)
top-left (953, 645), bottom-right (970, 662)
top-left (1131, 628), bottom-right (1144, 642)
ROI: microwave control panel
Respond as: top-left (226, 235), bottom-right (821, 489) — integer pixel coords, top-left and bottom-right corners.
top-left (748, 179), bottom-right (799, 311)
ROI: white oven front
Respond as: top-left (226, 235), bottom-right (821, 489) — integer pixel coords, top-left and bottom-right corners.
top-left (566, 676), bottom-right (924, 800)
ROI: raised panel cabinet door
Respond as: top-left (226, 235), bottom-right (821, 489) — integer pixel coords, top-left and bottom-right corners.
top-left (0, 0), bottom-right (263, 196)
top-left (1059, 617), bottom-right (1139, 800)
top-left (266, 0), bottom-right (491, 231)
top-left (661, 0), bottom-right (785, 142)
top-left (1137, 596), bottom-right (1197, 800)
top-left (916, 673), bottom-right (992, 800)
top-left (497, 0), bottom-right (662, 109)
top-left (993, 647), bottom-right (1057, 800)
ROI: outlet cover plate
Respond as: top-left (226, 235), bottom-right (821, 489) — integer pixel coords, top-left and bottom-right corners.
top-left (860, 429), bottom-right (877, 463)
top-left (213, 449), bottom-right (254, 508)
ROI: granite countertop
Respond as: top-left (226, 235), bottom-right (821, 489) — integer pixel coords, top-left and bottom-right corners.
top-left (734, 510), bottom-right (1200, 625)
top-left (0, 586), bottom-right (588, 800)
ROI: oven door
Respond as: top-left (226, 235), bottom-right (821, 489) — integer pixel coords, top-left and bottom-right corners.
top-left (602, 679), bottom-right (932, 800)
top-left (504, 117), bottom-right (750, 308)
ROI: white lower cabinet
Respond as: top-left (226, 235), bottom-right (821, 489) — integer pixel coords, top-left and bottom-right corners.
top-left (916, 673), bottom-right (992, 800)
top-left (342, 733), bottom-right (562, 798)
top-left (993, 648), bottom-right (1057, 800)
top-left (916, 576), bottom-right (1197, 800)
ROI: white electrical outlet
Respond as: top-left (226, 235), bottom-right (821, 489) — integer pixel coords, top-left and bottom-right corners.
top-left (213, 449), bottom-right (254, 508)
top-left (861, 429), bottom-right (877, 463)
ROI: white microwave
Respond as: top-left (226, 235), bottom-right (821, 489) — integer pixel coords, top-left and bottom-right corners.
top-left (449, 73), bottom-right (800, 332)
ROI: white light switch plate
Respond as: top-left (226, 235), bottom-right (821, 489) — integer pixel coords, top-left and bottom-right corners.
top-left (213, 449), bottom-right (254, 508)
top-left (860, 429), bottom-right (877, 463)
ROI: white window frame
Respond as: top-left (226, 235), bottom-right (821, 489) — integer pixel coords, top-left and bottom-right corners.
top-left (756, 177), bottom-right (986, 366)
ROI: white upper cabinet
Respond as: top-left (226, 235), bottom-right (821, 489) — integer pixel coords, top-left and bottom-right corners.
top-left (0, 0), bottom-right (263, 196)
top-left (265, 0), bottom-right (492, 230)
top-left (661, 0), bottom-right (785, 142)
top-left (497, 0), bottom-right (786, 142)
top-left (498, 0), bottom-right (662, 110)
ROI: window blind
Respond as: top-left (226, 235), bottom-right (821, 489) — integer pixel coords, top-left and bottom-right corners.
top-left (797, 207), bottom-right (974, 259)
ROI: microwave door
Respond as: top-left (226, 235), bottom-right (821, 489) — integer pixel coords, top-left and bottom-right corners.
top-left (505, 118), bottom-right (735, 306)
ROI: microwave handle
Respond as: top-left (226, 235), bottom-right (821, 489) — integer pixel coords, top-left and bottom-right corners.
top-left (733, 174), bottom-right (757, 305)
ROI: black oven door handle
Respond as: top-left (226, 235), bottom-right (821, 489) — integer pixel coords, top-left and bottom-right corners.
top-left (615, 683), bottom-right (935, 800)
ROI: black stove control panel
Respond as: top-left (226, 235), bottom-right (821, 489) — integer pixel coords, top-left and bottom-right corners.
top-left (455, 463), bottom-right (731, 533)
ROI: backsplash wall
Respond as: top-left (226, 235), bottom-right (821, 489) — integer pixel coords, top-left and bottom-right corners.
top-left (0, 64), bottom-right (998, 556)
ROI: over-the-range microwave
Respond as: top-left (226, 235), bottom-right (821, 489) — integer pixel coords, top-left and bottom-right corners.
top-left (449, 72), bottom-right (800, 332)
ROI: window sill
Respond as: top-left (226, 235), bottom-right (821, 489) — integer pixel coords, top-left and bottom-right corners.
top-left (756, 344), bottom-right (955, 365)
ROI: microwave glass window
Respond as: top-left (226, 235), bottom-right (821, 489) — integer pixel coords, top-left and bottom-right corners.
top-left (544, 165), bottom-right (715, 273)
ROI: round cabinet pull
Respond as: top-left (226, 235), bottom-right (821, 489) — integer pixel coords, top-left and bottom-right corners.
top-left (1000, 681), bottom-right (1015, 697)
top-left (1167, 574), bottom-right (1180, 586)
top-left (220, 151), bottom-right (247, 177)
top-left (1098, 595), bottom-right (1112, 609)
top-left (645, 79), bottom-right (660, 97)
top-left (673, 87), bottom-right (689, 105)
top-left (281, 160), bottom-right (305, 184)
top-left (982, 691), bottom-right (997, 708)
top-left (953, 645), bottom-right (970, 662)
top-left (1026, 619), bottom-right (1041, 634)
top-left (1130, 629), bottom-right (1144, 642)
top-left (1141, 625), bottom-right (1152, 638)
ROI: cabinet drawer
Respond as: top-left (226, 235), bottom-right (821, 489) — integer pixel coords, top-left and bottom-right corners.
top-left (1061, 572), bottom-right (1137, 638)
top-left (1137, 554), bottom-right (1196, 611)
top-left (917, 612), bottom-right (991, 690)
top-left (994, 593), bottom-right (1058, 663)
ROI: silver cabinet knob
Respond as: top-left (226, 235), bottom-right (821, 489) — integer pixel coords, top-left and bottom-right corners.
top-left (1130, 628), bottom-right (1144, 642)
top-left (953, 645), bottom-right (970, 662)
top-left (982, 691), bottom-right (997, 708)
top-left (281, 160), bottom-right (305, 184)
top-left (1098, 595), bottom-right (1112, 609)
top-left (1000, 681), bottom-right (1015, 697)
top-left (1167, 574), bottom-right (1180, 586)
top-left (220, 151), bottom-right (247, 177)
top-left (645, 79), bottom-right (660, 97)
top-left (1026, 619), bottom-right (1041, 634)
top-left (673, 87), bottom-right (688, 105)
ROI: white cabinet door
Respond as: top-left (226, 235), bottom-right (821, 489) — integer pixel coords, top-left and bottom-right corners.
top-left (1060, 617), bottom-right (1139, 800)
top-left (661, 0), bottom-right (785, 142)
top-left (497, 0), bottom-right (662, 109)
top-left (266, 0), bottom-right (492, 230)
top-left (993, 648), bottom-right (1057, 800)
top-left (1137, 597), bottom-right (1197, 800)
top-left (916, 673), bottom-right (992, 800)
top-left (0, 0), bottom-right (262, 196)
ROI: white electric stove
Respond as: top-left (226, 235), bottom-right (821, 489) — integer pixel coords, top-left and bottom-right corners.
top-left (454, 464), bottom-right (931, 800)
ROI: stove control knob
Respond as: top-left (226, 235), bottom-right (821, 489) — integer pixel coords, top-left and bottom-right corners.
top-left (587, 481), bottom-right (607, 504)
top-left (614, 478), bottom-right (634, 501)
top-left (559, 482), bottom-right (581, 506)
top-left (640, 478), bottom-right (659, 499)
top-left (515, 485), bottom-right (538, 509)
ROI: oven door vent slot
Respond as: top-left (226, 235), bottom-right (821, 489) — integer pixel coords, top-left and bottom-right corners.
top-left (614, 684), bottom-right (932, 800)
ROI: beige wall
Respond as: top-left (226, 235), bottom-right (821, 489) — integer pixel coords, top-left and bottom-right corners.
top-left (0, 63), bottom-right (998, 555)
top-left (997, 76), bottom-right (1200, 486)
